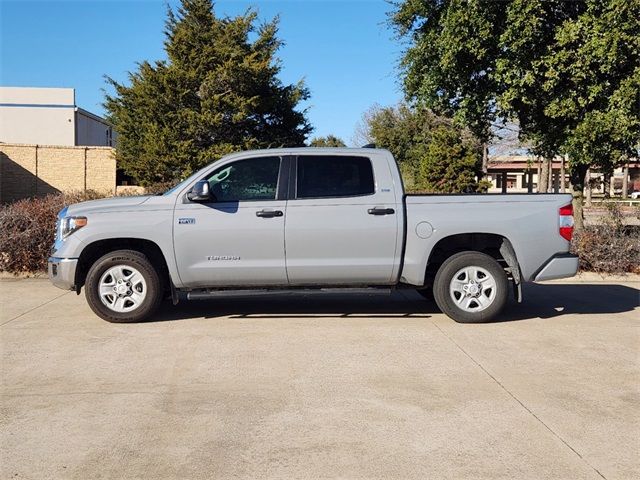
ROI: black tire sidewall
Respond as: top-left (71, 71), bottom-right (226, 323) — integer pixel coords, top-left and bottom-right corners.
top-left (85, 250), bottom-right (162, 323)
top-left (433, 251), bottom-right (509, 323)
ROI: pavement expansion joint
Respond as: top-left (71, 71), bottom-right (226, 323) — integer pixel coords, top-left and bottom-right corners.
top-left (430, 320), bottom-right (608, 480)
top-left (0, 291), bottom-right (71, 327)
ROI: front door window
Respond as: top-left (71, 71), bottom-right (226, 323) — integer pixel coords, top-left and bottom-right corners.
top-left (206, 156), bottom-right (281, 202)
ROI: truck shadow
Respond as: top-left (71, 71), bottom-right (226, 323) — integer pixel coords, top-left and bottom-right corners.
top-left (496, 283), bottom-right (639, 322)
top-left (151, 283), bottom-right (639, 323)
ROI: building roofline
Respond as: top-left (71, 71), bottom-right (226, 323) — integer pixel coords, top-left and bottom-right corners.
top-left (76, 107), bottom-right (111, 126)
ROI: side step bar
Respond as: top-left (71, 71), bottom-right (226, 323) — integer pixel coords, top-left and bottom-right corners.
top-left (187, 287), bottom-right (392, 300)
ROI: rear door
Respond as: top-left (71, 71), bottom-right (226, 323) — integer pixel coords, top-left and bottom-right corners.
top-left (284, 153), bottom-right (400, 285)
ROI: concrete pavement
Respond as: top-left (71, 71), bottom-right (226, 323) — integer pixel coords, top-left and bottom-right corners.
top-left (1, 277), bottom-right (639, 479)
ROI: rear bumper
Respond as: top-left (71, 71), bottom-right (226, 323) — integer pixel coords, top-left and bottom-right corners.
top-left (48, 257), bottom-right (78, 290)
top-left (533, 253), bottom-right (579, 282)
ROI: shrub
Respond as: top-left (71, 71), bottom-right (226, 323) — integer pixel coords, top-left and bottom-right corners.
top-left (0, 191), bottom-right (107, 273)
top-left (572, 202), bottom-right (640, 274)
top-left (142, 181), bottom-right (176, 195)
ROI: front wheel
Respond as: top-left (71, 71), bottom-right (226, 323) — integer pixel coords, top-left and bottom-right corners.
top-left (85, 250), bottom-right (163, 323)
top-left (433, 251), bottom-right (508, 323)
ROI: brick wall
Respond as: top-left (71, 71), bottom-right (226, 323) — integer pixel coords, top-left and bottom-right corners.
top-left (0, 143), bottom-right (116, 203)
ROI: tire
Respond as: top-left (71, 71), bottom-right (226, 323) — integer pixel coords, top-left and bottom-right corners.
top-left (433, 251), bottom-right (508, 323)
top-left (85, 249), bottom-right (163, 323)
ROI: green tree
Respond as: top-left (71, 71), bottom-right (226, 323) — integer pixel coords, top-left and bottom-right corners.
top-left (308, 135), bottom-right (346, 147)
top-left (361, 103), bottom-right (483, 193)
top-left (542, 0), bottom-right (640, 226)
top-left (418, 126), bottom-right (482, 193)
top-left (392, 0), bottom-right (508, 149)
top-left (495, 0), bottom-right (585, 193)
top-left (104, 0), bottom-right (311, 185)
top-left (392, 0), bottom-right (639, 228)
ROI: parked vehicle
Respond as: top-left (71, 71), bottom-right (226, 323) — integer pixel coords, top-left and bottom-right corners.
top-left (49, 148), bottom-right (578, 323)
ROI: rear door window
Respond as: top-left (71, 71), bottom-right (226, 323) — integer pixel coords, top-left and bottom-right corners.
top-left (296, 155), bottom-right (374, 199)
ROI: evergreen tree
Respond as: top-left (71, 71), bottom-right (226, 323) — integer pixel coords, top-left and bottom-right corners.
top-left (361, 103), bottom-right (483, 193)
top-left (105, 0), bottom-right (311, 185)
top-left (417, 126), bottom-right (481, 193)
top-left (308, 135), bottom-right (346, 147)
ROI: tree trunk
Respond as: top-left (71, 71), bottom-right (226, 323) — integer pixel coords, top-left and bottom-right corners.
top-left (622, 163), bottom-right (629, 199)
top-left (539, 157), bottom-right (551, 193)
top-left (481, 143), bottom-right (488, 179)
top-left (603, 172), bottom-right (611, 199)
top-left (610, 174), bottom-right (616, 198)
top-left (570, 164), bottom-right (588, 231)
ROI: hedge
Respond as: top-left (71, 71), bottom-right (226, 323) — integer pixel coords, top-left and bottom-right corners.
top-left (0, 191), bottom-right (106, 273)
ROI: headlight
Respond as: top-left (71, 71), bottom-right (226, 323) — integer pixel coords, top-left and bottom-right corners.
top-left (59, 216), bottom-right (88, 239)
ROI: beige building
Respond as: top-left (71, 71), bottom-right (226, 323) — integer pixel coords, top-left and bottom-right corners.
top-left (0, 86), bottom-right (114, 147)
top-left (0, 87), bottom-right (117, 203)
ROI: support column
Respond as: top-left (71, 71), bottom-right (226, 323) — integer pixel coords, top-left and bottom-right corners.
top-left (586, 168), bottom-right (592, 207)
top-left (561, 155), bottom-right (567, 193)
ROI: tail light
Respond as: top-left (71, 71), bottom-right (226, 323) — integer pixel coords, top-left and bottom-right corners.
top-left (559, 204), bottom-right (574, 241)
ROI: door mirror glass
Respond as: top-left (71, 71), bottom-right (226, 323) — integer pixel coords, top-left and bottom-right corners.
top-left (187, 180), bottom-right (213, 202)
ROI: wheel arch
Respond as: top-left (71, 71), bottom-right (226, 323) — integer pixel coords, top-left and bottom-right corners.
top-left (424, 233), bottom-right (522, 298)
top-left (75, 238), bottom-right (171, 292)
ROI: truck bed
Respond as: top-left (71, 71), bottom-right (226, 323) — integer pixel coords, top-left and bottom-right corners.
top-left (400, 193), bottom-right (573, 285)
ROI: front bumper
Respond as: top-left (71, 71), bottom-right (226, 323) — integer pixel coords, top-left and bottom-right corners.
top-left (48, 257), bottom-right (78, 290)
top-left (533, 253), bottom-right (579, 282)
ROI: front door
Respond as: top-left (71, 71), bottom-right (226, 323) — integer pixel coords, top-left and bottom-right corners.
top-left (174, 156), bottom-right (288, 288)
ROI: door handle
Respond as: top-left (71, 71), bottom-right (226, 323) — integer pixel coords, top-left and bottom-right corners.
top-left (256, 209), bottom-right (284, 218)
top-left (367, 207), bottom-right (395, 216)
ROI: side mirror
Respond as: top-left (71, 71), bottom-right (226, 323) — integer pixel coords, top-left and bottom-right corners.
top-left (187, 180), bottom-right (212, 202)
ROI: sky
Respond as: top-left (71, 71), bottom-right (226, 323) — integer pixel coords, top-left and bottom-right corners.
top-left (0, 0), bottom-right (404, 145)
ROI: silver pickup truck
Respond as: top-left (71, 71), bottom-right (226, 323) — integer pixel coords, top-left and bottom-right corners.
top-left (49, 148), bottom-right (578, 323)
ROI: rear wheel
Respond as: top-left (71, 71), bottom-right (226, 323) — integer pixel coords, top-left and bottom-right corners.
top-left (433, 251), bottom-right (508, 323)
top-left (85, 250), bottom-right (163, 323)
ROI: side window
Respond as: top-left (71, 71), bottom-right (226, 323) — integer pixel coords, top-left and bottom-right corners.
top-left (296, 155), bottom-right (374, 199)
top-left (206, 157), bottom-right (280, 202)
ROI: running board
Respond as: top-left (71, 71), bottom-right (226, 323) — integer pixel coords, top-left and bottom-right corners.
top-left (187, 287), bottom-right (392, 300)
